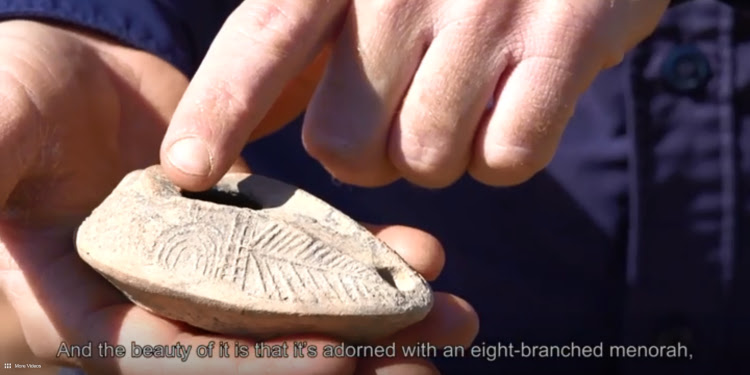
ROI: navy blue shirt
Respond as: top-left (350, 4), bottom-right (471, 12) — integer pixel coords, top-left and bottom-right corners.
top-left (2, 0), bottom-right (748, 374)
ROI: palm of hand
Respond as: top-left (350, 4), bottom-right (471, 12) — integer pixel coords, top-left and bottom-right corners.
top-left (0, 21), bottom-right (477, 375)
top-left (0, 19), bottom-right (193, 372)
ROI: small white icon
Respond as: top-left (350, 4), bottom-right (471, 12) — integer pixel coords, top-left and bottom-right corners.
top-left (3, 363), bottom-right (10, 369)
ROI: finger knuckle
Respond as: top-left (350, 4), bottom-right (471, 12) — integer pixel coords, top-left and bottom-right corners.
top-left (198, 77), bottom-right (251, 128)
top-left (234, 1), bottom-right (308, 58)
top-left (477, 144), bottom-right (550, 186)
top-left (303, 127), bottom-right (365, 163)
top-left (390, 104), bottom-right (473, 187)
top-left (303, 129), bottom-right (399, 186)
top-left (393, 134), bottom-right (461, 187)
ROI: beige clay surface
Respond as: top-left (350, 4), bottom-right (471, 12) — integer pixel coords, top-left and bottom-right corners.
top-left (76, 166), bottom-right (433, 343)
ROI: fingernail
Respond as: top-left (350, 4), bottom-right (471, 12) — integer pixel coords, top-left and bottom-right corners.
top-left (166, 137), bottom-right (212, 176)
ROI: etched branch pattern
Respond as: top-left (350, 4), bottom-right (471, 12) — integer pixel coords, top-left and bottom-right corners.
top-left (151, 207), bottom-right (396, 304)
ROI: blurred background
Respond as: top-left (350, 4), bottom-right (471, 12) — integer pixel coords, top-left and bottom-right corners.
top-left (0, 290), bottom-right (59, 374)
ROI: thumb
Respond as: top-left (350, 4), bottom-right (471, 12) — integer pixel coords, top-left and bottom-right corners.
top-left (161, 0), bottom-right (347, 192)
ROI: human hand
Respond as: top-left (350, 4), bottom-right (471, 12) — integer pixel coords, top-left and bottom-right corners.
top-left (0, 20), bottom-right (477, 374)
top-left (161, 0), bottom-right (669, 190)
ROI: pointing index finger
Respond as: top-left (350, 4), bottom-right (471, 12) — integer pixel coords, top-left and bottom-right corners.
top-left (161, 0), bottom-right (348, 191)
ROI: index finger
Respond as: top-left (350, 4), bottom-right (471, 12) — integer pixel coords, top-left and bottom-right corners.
top-left (161, 0), bottom-right (348, 192)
